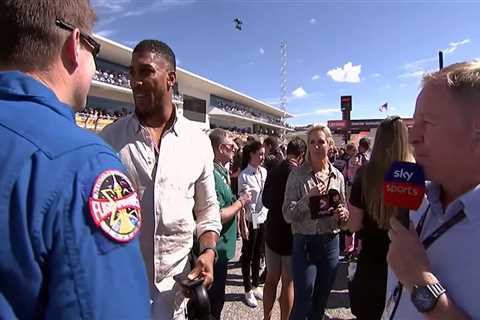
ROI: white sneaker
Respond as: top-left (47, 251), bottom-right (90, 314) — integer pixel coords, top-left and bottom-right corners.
top-left (253, 286), bottom-right (263, 300)
top-left (244, 291), bottom-right (258, 307)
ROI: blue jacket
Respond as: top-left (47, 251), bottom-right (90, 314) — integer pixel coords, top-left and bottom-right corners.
top-left (0, 72), bottom-right (150, 319)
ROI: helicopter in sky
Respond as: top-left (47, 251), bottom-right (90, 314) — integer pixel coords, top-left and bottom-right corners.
top-left (234, 18), bottom-right (243, 31)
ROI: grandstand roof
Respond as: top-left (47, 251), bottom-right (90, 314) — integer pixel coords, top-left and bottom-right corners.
top-left (93, 34), bottom-right (294, 119)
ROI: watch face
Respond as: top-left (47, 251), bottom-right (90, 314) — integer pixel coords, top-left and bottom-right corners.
top-left (412, 286), bottom-right (435, 312)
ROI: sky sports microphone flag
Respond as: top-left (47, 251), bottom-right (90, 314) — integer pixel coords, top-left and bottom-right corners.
top-left (383, 161), bottom-right (426, 210)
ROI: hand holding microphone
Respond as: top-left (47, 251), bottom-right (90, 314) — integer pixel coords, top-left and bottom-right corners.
top-left (384, 161), bottom-right (432, 289)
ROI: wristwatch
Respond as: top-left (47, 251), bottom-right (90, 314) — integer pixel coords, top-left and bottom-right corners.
top-left (411, 282), bottom-right (446, 313)
top-left (199, 245), bottom-right (218, 263)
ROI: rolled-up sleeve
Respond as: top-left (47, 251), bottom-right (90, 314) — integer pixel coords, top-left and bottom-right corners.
top-left (282, 169), bottom-right (310, 224)
top-left (194, 142), bottom-right (221, 237)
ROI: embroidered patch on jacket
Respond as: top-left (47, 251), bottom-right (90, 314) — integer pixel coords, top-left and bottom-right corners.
top-left (89, 170), bottom-right (142, 242)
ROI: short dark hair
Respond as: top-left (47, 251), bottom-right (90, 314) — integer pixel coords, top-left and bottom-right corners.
top-left (359, 137), bottom-right (370, 150)
top-left (241, 140), bottom-right (263, 170)
top-left (0, 0), bottom-right (96, 70)
top-left (286, 137), bottom-right (307, 157)
top-left (133, 40), bottom-right (176, 71)
top-left (264, 136), bottom-right (280, 149)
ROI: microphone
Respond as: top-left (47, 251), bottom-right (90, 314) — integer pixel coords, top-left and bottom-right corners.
top-left (383, 161), bottom-right (426, 227)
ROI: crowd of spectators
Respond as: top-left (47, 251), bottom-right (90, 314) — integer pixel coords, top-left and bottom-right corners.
top-left (210, 124), bottom-right (284, 138)
top-left (75, 106), bottom-right (131, 132)
top-left (93, 67), bottom-right (130, 89)
top-left (77, 106), bottom-right (130, 120)
top-left (214, 99), bottom-right (290, 128)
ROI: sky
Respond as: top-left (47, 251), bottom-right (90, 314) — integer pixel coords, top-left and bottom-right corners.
top-left (91, 0), bottom-right (480, 126)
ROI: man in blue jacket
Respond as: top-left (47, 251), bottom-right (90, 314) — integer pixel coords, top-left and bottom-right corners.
top-left (0, 1), bottom-right (150, 319)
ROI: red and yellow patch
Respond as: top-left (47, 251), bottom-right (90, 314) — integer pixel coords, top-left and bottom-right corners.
top-left (89, 170), bottom-right (141, 242)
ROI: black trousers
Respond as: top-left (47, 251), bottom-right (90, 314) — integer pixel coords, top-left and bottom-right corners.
top-left (207, 260), bottom-right (229, 320)
top-left (348, 261), bottom-right (388, 320)
top-left (241, 222), bottom-right (265, 292)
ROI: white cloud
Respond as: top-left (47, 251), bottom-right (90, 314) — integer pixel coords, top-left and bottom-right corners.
top-left (402, 57), bottom-right (436, 72)
top-left (125, 0), bottom-right (195, 17)
top-left (309, 18), bottom-right (317, 24)
top-left (327, 62), bottom-right (361, 83)
top-left (371, 73), bottom-right (381, 78)
top-left (449, 39), bottom-right (471, 47)
top-left (176, 59), bottom-right (182, 66)
top-left (96, 29), bottom-right (115, 37)
top-left (93, 0), bottom-right (195, 24)
top-left (295, 108), bottom-right (340, 117)
top-left (383, 84), bottom-right (392, 89)
top-left (401, 38), bottom-right (471, 77)
top-left (263, 90), bottom-right (324, 106)
top-left (443, 38), bottom-right (471, 55)
top-left (92, 0), bottom-right (131, 13)
top-left (292, 87), bottom-right (308, 98)
top-left (259, 48), bottom-right (265, 55)
top-left (399, 83), bottom-right (408, 88)
top-left (398, 70), bottom-right (425, 79)
top-left (312, 74), bottom-right (320, 80)
top-left (443, 47), bottom-right (456, 54)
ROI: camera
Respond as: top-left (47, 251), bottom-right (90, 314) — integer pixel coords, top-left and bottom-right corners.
top-left (309, 189), bottom-right (342, 219)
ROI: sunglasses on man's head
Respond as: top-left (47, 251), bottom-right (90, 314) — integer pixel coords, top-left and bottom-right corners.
top-left (55, 19), bottom-right (101, 57)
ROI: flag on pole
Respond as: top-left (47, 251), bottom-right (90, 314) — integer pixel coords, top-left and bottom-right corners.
top-left (379, 102), bottom-right (388, 112)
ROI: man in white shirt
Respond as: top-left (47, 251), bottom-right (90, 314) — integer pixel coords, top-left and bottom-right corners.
top-left (385, 61), bottom-right (480, 319)
top-left (100, 40), bottom-right (221, 320)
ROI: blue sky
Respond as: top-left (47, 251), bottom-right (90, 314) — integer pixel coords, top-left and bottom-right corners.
top-left (92, 0), bottom-right (480, 126)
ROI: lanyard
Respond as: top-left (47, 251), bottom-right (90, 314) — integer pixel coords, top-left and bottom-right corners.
top-left (311, 165), bottom-right (334, 191)
top-left (388, 205), bottom-right (466, 319)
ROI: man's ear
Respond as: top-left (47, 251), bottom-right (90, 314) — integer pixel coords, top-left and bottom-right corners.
top-left (61, 29), bottom-right (82, 73)
top-left (167, 71), bottom-right (177, 90)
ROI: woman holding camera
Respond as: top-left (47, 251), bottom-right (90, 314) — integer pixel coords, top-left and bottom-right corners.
top-left (283, 125), bottom-right (349, 319)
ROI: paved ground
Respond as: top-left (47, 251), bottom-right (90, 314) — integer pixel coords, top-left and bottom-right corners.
top-left (221, 240), bottom-right (356, 320)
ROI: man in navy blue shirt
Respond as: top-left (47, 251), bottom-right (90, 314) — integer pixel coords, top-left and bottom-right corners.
top-left (0, 1), bottom-right (150, 319)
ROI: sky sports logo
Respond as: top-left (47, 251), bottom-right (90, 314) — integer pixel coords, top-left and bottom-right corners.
top-left (384, 162), bottom-right (426, 210)
top-left (385, 182), bottom-right (419, 196)
top-left (393, 168), bottom-right (414, 181)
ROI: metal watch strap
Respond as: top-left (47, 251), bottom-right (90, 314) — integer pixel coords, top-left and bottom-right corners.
top-left (411, 282), bottom-right (446, 313)
top-left (427, 282), bottom-right (446, 298)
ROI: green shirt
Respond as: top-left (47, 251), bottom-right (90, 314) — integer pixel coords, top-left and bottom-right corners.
top-left (213, 162), bottom-right (237, 263)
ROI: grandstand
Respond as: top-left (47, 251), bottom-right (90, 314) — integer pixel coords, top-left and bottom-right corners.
top-left (81, 35), bottom-right (294, 136)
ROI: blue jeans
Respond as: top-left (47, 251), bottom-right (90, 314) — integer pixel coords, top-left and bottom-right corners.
top-left (290, 233), bottom-right (339, 320)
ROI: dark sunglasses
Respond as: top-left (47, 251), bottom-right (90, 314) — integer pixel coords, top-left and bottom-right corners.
top-left (55, 19), bottom-right (100, 57)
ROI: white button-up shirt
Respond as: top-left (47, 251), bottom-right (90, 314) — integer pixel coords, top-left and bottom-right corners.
top-left (238, 164), bottom-right (268, 224)
top-left (100, 113), bottom-right (221, 293)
